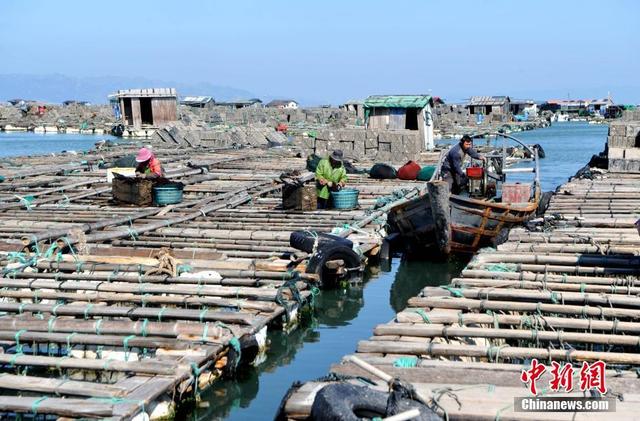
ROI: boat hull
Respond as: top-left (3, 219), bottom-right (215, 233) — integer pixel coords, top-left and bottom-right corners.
top-left (388, 194), bottom-right (538, 254)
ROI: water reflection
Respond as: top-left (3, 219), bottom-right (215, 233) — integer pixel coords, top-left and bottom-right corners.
top-left (389, 256), bottom-right (468, 313)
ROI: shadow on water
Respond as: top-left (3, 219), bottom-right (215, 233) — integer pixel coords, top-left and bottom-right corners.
top-left (389, 255), bottom-right (468, 313)
top-left (193, 256), bottom-right (467, 420)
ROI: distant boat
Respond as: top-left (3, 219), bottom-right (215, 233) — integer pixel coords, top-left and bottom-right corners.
top-left (388, 133), bottom-right (541, 255)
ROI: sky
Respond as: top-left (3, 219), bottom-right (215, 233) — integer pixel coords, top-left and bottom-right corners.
top-left (0, 0), bottom-right (638, 105)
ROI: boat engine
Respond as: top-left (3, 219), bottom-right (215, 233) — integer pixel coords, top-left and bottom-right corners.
top-left (466, 166), bottom-right (486, 198)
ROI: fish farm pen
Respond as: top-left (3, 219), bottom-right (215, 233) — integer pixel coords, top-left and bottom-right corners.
top-left (280, 167), bottom-right (640, 419)
top-left (0, 141), bottom-right (439, 419)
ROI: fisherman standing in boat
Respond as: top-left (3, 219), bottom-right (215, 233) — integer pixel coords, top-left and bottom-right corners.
top-left (441, 135), bottom-right (486, 194)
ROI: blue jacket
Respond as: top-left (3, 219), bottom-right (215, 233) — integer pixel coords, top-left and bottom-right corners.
top-left (441, 143), bottom-right (481, 178)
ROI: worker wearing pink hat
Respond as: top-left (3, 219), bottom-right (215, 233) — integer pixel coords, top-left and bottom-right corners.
top-left (135, 147), bottom-right (163, 178)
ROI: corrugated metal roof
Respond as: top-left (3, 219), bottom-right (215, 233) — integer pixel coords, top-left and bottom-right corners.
top-left (181, 96), bottom-right (214, 104)
top-left (363, 95), bottom-right (432, 109)
top-left (468, 96), bottom-right (510, 106)
top-left (115, 88), bottom-right (177, 98)
top-left (266, 99), bottom-right (297, 107)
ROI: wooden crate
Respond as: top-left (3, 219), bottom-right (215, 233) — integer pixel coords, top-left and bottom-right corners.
top-left (282, 185), bottom-right (317, 211)
top-left (112, 177), bottom-right (155, 206)
top-left (501, 182), bottom-right (531, 204)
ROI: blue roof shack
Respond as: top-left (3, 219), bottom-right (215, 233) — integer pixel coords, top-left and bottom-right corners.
top-left (363, 94), bottom-right (436, 150)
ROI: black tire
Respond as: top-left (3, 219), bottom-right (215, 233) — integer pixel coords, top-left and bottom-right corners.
top-left (306, 243), bottom-right (361, 286)
top-left (289, 231), bottom-right (353, 253)
top-left (491, 228), bottom-right (511, 248)
top-left (537, 191), bottom-right (553, 216)
top-left (310, 383), bottom-right (442, 421)
top-left (310, 383), bottom-right (388, 420)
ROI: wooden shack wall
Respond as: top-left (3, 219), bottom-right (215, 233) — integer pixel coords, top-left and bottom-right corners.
top-left (130, 98), bottom-right (142, 128)
top-left (368, 108), bottom-right (408, 130)
top-left (151, 98), bottom-right (178, 126)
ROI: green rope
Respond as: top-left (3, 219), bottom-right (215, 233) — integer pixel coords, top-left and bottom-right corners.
top-left (84, 304), bottom-right (93, 320)
top-left (122, 335), bottom-right (136, 361)
top-left (494, 401), bottom-right (513, 421)
top-left (52, 303), bottom-right (63, 317)
top-left (66, 332), bottom-right (77, 355)
top-left (228, 337), bottom-right (242, 368)
top-left (485, 263), bottom-right (516, 272)
top-left (177, 264), bottom-right (192, 274)
top-left (412, 309), bottom-right (431, 323)
top-left (30, 396), bottom-right (47, 415)
top-left (393, 356), bottom-right (418, 368)
top-left (95, 319), bottom-right (103, 335)
top-left (201, 323), bottom-right (210, 342)
top-left (47, 317), bottom-right (56, 333)
top-left (199, 307), bottom-right (209, 323)
top-left (14, 329), bottom-right (27, 354)
top-left (127, 228), bottom-right (139, 242)
top-left (190, 362), bottom-right (202, 397)
top-left (9, 352), bottom-right (21, 368)
top-left (157, 307), bottom-right (167, 322)
top-left (140, 319), bottom-right (149, 337)
top-left (441, 285), bottom-right (464, 298)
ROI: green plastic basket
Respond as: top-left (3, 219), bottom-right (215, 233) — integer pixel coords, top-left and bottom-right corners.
top-left (332, 189), bottom-right (359, 209)
top-left (153, 183), bottom-right (184, 205)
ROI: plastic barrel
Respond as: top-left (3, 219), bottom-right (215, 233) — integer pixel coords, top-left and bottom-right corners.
top-left (153, 184), bottom-right (184, 205)
top-left (331, 189), bottom-right (359, 209)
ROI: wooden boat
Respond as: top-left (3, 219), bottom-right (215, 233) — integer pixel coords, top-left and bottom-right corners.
top-left (388, 133), bottom-right (541, 255)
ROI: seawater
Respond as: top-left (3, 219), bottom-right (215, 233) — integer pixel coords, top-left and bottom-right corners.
top-left (197, 122), bottom-right (608, 420)
top-left (0, 131), bottom-right (117, 158)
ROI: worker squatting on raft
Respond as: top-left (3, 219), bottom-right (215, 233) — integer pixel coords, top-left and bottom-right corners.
top-left (135, 147), bottom-right (163, 179)
top-left (441, 135), bottom-right (486, 194)
top-left (315, 150), bottom-right (347, 209)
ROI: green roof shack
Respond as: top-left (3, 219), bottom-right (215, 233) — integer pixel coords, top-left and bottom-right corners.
top-left (363, 95), bottom-right (435, 150)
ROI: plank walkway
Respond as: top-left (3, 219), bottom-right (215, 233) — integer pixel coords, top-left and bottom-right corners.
top-left (283, 171), bottom-right (640, 419)
top-left (0, 144), bottom-right (437, 419)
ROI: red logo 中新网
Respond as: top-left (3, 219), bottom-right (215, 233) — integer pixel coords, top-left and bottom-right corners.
top-left (520, 360), bottom-right (607, 395)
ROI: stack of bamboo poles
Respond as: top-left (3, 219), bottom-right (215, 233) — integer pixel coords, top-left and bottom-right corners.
top-left (282, 171), bottom-right (640, 420)
top-left (0, 143), bottom-right (431, 419)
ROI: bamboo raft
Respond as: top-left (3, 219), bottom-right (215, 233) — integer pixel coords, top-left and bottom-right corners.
top-left (0, 143), bottom-right (437, 419)
top-left (282, 170), bottom-right (640, 420)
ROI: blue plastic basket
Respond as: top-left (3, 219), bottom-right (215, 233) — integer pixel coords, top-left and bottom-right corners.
top-left (331, 189), bottom-right (359, 209)
top-left (153, 184), bottom-right (184, 205)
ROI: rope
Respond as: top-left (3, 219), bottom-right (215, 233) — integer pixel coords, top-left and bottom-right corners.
top-left (84, 304), bottom-right (93, 320)
top-left (199, 307), bottom-right (209, 323)
top-left (157, 307), bottom-right (167, 322)
top-left (122, 335), bottom-right (136, 361)
top-left (95, 319), bottom-right (103, 335)
top-left (393, 356), bottom-right (418, 368)
top-left (30, 396), bottom-right (47, 415)
top-left (412, 309), bottom-right (431, 323)
top-left (441, 285), bottom-right (464, 298)
top-left (14, 329), bottom-right (27, 354)
top-left (66, 332), bottom-right (77, 355)
top-left (140, 319), bottom-right (149, 337)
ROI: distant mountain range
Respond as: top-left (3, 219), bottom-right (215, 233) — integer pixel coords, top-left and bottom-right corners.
top-left (0, 74), bottom-right (257, 104)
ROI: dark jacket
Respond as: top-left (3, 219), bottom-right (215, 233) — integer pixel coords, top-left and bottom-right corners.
top-left (441, 142), bottom-right (481, 178)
